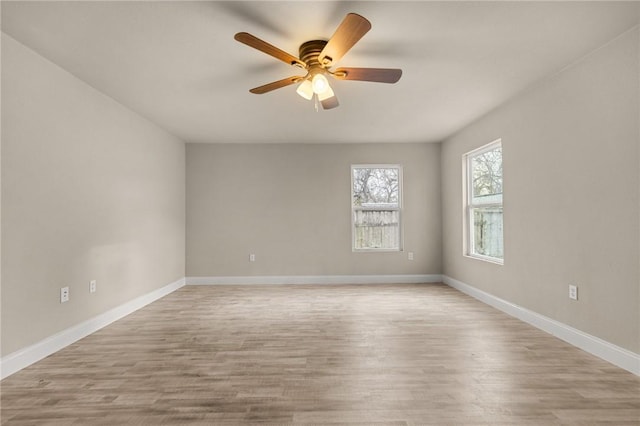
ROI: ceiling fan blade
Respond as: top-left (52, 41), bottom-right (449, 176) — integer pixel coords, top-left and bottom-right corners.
top-left (319, 13), bottom-right (371, 67)
top-left (235, 32), bottom-right (305, 68)
top-left (333, 67), bottom-right (402, 83)
top-left (249, 76), bottom-right (305, 94)
top-left (321, 95), bottom-right (339, 110)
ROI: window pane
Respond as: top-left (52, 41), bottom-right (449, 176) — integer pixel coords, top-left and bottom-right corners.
top-left (352, 166), bottom-right (401, 251)
top-left (472, 206), bottom-right (503, 259)
top-left (471, 147), bottom-right (502, 204)
top-left (352, 168), bottom-right (399, 207)
top-left (353, 210), bottom-right (399, 250)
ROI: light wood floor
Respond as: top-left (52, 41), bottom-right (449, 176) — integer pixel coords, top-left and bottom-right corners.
top-left (1, 284), bottom-right (639, 425)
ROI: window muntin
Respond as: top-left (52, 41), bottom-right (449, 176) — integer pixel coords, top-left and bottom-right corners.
top-left (465, 141), bottom-right (503, 263)
top-left (351, 165), bottom-right (402, 251)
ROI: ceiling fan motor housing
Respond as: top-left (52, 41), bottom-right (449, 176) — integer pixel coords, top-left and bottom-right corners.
top-left (299, 40), bottom-right (329, 71)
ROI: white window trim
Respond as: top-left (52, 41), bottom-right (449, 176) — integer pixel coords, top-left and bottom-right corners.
top-left (351, 164), bottom-right (403, 252)
top-left (463, 140), bottom-right (503, 265)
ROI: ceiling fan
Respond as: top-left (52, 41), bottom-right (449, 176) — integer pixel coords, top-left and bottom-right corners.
top-left (234, 13), bottom-right (402, 110)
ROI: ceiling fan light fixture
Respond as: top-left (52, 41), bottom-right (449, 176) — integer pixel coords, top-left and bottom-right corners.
top-left (312, 73), bottom-right (329, 94)
top-left (317, 84), bottom-right (335, 102)
top-left (296, 79), bottom-right (314, 100)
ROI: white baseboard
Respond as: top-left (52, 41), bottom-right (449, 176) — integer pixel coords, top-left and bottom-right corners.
top-left (0, 277), bottom-right (186, 380)
top-left (443, 275), bottom-right (640, 376)
top-left (186, 274), bottom-right (442, 286)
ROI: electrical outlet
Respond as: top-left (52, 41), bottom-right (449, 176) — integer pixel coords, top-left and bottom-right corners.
top-left (569, 285), bottom-right (578, 301)
top-left (249, 254), bottom-right (256, 262)
top-left (60, 286), bottom-right (69, 303)
top-left (90, 280), bottom-right (97, 293)
top-left (408, 252), bottom-right (414, 260)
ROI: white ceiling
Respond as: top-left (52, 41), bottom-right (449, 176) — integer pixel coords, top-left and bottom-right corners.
top-left (2, 1), bottom-right (639, 144)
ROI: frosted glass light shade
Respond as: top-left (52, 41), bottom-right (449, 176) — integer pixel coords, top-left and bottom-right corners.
top-left (296, 80), bottom-right (313, 100)
top-left (317, 85), bottom-right (335, 101)
top-left (312, 74), bottom-right (329, 94)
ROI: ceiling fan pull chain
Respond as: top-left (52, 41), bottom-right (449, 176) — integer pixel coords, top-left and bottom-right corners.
top-left (314, 93), bottom-right (319, 112)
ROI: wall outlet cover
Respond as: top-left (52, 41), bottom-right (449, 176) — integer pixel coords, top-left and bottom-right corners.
top-left (60, 286), bottom-right (69, 303)
top-left (569, 285), bottom-right (578, 300)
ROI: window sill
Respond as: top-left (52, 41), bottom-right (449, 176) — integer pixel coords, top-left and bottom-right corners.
top-left (464, 254), bottom-right (504, 265)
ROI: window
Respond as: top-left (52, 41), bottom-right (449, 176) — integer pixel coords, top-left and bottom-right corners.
top-left (464, 140), bottom-right (503, 263)
top-left (351, 165), bottom-right (402, 251)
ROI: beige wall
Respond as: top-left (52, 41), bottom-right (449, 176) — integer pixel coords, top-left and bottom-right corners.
top-left (441, 28), bottom-right (639, 353)
top-left (186, 143), bottom-right (441, 277)
top-left (1, 35), bottom-right (186, 356)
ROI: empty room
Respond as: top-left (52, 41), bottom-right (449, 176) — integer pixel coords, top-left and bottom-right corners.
top-left (1, 1), bottom-right (639, 424)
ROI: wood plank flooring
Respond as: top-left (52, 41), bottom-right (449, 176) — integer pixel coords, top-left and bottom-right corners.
top-left (1, 283), bottom-right (639, 425)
